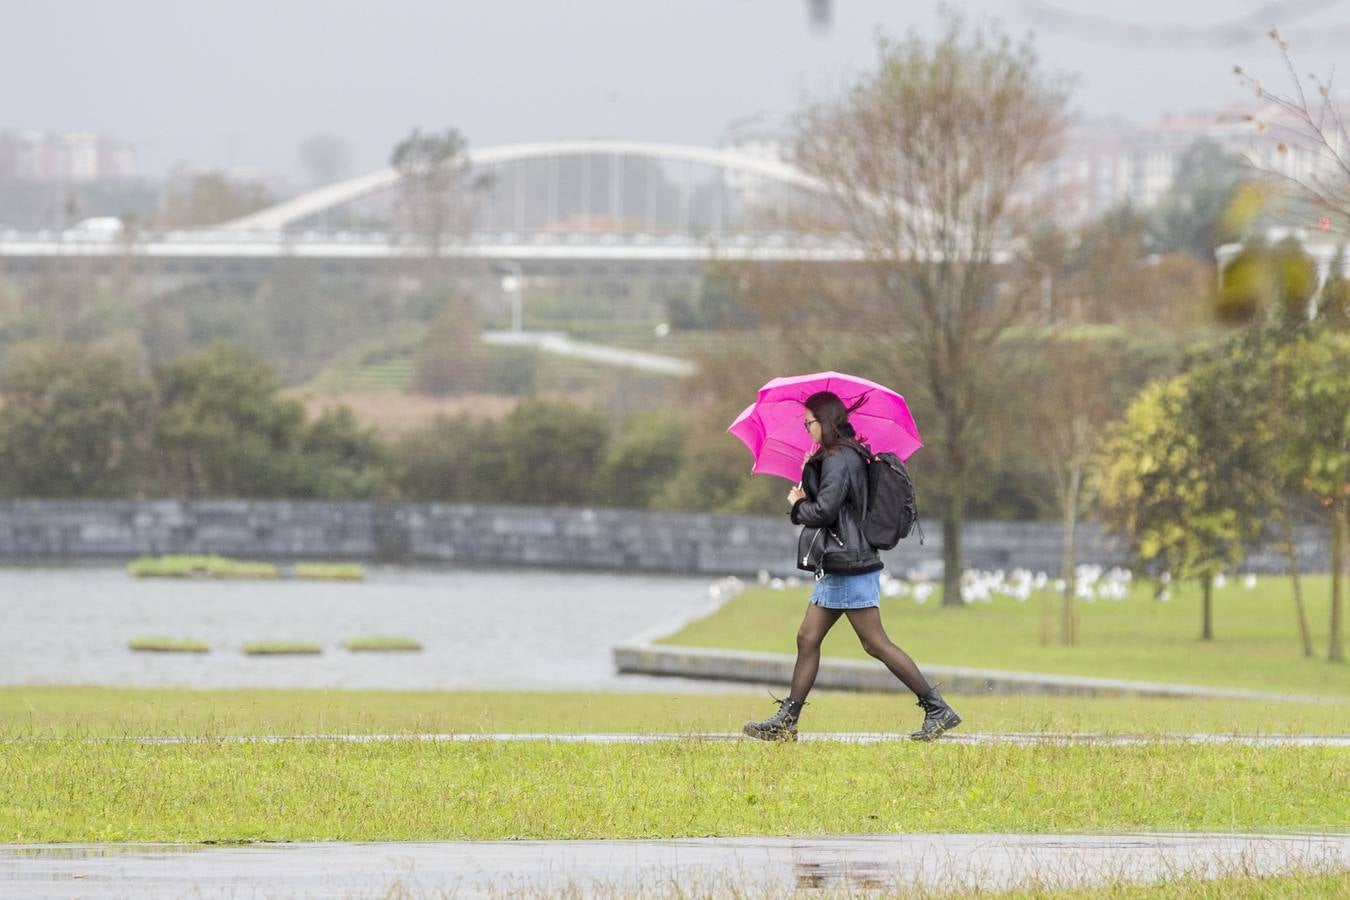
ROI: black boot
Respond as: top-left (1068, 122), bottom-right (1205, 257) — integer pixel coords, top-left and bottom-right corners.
top-left (742, 697), bottom-right (804, 742)
top-left (910, 687), bottom-right (961, 741)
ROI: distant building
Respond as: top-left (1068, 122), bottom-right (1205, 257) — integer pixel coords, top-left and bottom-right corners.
top-left (715, 106), bottom-right (1341, 226)
top-left (1046, 100), bottom-right (1350, 221)
top-left (0, 130), bottom-right (136, 181)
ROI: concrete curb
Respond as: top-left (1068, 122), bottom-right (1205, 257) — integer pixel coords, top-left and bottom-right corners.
top-left (612, 643), bottom-right (1345, 703)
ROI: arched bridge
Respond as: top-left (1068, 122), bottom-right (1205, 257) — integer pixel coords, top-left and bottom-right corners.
top-left (224, 140), bottom-right (840, 234)
top-left (0, 140), bottom-right (971, 271)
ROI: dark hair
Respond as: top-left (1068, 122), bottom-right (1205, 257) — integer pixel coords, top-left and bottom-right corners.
top-left (804, 390), bottom-right (865, 456)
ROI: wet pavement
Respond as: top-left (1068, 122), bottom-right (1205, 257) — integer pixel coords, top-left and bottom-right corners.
top-left (1, 832), bottom-right (1344, 898)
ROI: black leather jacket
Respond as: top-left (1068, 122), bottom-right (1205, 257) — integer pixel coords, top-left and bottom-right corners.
top-left (790, 443), bottom-right (883, 577)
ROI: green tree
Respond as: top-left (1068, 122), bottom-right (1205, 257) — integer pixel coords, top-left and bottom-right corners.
top-left (393, 415), bottom-right (503, 503)
top-left (412, 293), bottom-right (483, 396)
top-left (1272, 328), bottom-right (1350, 662)
top-left (494, 399), bottom-right (609, 505)
top-left (1093, 376), bottom-right (1258, 640)
top-left (1318, 246), bottom-right (1350, 329)
top-left (653, 333), bottom-right (793, 516)
top-left (0, 342), bottom-right (152, 497)
top-left (1184, 323), bottom-right (1317, 657)
top-left (595, 413), bottom-right (687, 509)
top-left (656, 427), bottom-right (761, 513)
top-left (1147, 138), bottom-right (1246, 260)
top-left (152, 345), bottom-right (309, 497)
top-left (1217, 237), bottom-right (1318, 326)
top-left (298, 406), bottom-right (391, 499)
top-left (795, 11), bottom-right (1069, 605)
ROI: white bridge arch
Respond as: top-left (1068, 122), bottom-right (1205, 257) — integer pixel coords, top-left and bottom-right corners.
top-left (0, 141), bottom-right (978, 270)
top-left (223, 140), bottom-right (837, 232)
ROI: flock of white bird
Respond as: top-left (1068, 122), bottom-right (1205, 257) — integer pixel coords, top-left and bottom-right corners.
top-left (706, 567), bottom-right (1261, 605)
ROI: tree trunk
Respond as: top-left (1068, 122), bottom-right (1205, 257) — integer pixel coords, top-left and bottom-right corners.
top-left (941, 488), bottom-right (965, 607)
top-left (1059, 466), bottom-right (1080, 646)
top-left (1281, 516), bottom-right (1314, 658)
top-left (1071, 566), bottom-right (1081, 645)
top-left (1201, 573), bottom-right (1214, 641)
top-left (1040, 579), bottom-right (1053, 645)
top-left (1331, 505), bottom-right (1346, 663)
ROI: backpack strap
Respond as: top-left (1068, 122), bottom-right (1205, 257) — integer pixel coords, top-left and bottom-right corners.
top-left (841, 438), bottom-right (872, 525)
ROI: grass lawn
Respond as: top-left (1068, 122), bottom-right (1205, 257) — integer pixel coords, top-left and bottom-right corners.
top-left (1, 687), bottom-right (1347, 737)
top-left (996, 871), bottom-right (1350, 899)
top-left (662, 576), bottom-right (1350, 699)
top-left (2, 738), bottom-right (1345, 843)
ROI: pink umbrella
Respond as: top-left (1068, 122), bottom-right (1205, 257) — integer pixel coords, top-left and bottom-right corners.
top-left (727, 371), bottom-right (922, 481)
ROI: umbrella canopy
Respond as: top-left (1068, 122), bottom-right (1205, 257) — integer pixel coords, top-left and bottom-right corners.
top-left (727, 371), bottom-right (922, 481)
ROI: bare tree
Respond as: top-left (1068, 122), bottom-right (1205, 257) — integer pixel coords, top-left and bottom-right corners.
top-left (1028, 337), bottom-right (1122, 644)
top-left (1234, 30), bottom-right (1350, 237)
top-left (390, 127), bottom-right (484, 257)
top-left (158, 170), bottom-right (273, 228)
top-left (794, 12), bottom-right (1069, 606)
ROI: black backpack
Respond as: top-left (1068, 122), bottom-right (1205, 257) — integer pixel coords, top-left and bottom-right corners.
top-left (847, 442), bottom-right (922, 550)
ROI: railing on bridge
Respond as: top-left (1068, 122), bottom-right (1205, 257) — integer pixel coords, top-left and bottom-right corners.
top-left (0, 227), bottom-right (866, 264)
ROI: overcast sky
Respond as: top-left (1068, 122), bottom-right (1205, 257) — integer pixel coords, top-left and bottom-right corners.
top-left (4, 0), bottom-right (1348, 182)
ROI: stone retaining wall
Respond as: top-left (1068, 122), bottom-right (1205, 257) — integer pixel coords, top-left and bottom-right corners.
top-left (0, 500), bottom-right (1332, 575)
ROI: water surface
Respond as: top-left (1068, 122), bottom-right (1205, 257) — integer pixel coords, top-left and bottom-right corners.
top-left (0, 566), bottom-right (726, 691)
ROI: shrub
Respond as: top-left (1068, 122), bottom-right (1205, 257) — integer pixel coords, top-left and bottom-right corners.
top-left (494, 399), bottom-right (609, 505)
top-left (595, 413), bottom-right (687, 508)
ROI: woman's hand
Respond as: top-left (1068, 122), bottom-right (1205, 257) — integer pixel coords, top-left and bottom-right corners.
top-left (787, 485), bottom-right (806, 505)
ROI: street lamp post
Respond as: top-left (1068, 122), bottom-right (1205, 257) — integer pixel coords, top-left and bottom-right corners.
top-left (498, 261), bottom-right (523, 333)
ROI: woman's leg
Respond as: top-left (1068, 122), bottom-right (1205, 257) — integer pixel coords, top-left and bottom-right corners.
top-left (743, 603), bottom-right (843, 741)
top-left (789, 603), bottom-right (844, 702)
top-left (843, 607), bottom-right (932, 697)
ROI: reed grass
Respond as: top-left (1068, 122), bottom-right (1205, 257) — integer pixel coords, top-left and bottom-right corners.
top-left (343, 636), bottom-right (422, 651)
top-left (126, 554), bottom-right (277, 579)
top-left (126, 637), bottom-right (208, 653)
top-left (241, 642), bottom-right (322, 656)
top-left (292, 562), bottom-right (365, 581)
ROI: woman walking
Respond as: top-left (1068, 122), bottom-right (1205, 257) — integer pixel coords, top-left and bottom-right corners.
top-left (741, 390), bottom-right (961, 742)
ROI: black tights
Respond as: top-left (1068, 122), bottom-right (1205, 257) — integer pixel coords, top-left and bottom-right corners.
top-left (788, 603), bottom-right (932, 704)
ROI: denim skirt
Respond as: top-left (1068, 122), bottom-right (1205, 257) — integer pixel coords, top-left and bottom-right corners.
top-left (809, 570), bottom-right (881, 609)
